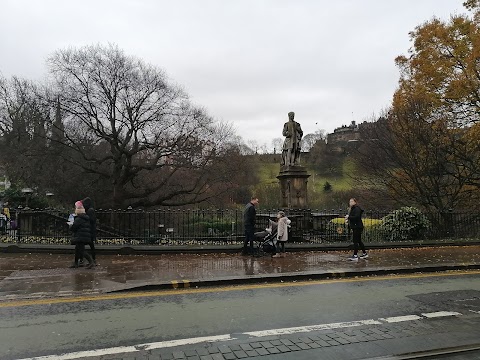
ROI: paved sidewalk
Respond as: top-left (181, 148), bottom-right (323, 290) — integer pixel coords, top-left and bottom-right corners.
top-left (1, 246), bottom-right (479, 301)
top-left (122, 315), bottom-right (480, 360)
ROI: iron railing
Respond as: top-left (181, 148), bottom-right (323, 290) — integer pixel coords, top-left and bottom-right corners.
top-left (1, 208), bottom-right (479, 245)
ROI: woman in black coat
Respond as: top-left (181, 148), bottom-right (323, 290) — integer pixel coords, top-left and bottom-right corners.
top-left (81, 197), bottom-right (97, 265)
top-left (69, 202), bottom-right (94, 268)
top-left (346, 198), bottom-right (368, 261)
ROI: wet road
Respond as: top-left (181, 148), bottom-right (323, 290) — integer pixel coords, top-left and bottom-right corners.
top-left (1, 271), bottom-right (480, 359)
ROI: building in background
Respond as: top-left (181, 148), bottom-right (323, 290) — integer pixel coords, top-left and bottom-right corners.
top-left (327, 121), bottom-right (363, 153)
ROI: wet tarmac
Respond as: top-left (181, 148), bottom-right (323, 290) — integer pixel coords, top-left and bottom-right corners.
top-left (0, 246), bottom-right (479, 300)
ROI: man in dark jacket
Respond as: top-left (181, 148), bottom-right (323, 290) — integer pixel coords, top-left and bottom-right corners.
top-left (70, 202), bottom-right (94, 268)
top-left (243, 196), bottom-right (259, 255)
top-left (81, 197), bottom-right (97, 265)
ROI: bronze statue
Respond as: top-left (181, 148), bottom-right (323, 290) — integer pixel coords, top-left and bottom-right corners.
top-left (281, 112), bottom-right (303, 167)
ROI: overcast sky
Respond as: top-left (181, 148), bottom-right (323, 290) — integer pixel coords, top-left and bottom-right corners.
top-left (0, 0), bottom-right (466, 148)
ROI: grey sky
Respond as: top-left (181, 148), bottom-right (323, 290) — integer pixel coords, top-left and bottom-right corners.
top-left (0, 0), bottom-right (466, 148)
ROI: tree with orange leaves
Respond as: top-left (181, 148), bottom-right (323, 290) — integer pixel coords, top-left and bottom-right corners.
top-left (355, 3), bottom-right (480, 214)
top-left (395, 4), bottom-right (480, 125)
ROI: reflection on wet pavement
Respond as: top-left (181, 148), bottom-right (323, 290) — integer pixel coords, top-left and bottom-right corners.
top-left (0, 246), bottom-right (479, 300)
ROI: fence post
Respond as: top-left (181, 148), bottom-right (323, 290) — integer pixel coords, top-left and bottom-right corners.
top-left (16, 205), bottom-right (22, 243)
top-left (447, 209), bottom-right (454, 238)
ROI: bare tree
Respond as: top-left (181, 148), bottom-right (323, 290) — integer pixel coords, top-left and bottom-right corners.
top-left (271, 137), bottom-right (283, 154)
top-left (228, 135), bottom-right (254, 155)
top-left (47, 44), bottom-right (237, 207)
top-left (246, 139), bottom-right (259, 154)
top-left (354, 99), bottom-right (480, 213)
top-left (259, 142), bottom-right (269, 154)
top-left (301, 130), bottom-right (326, 152)
top-left (0, 76), bottom-right (53, 188)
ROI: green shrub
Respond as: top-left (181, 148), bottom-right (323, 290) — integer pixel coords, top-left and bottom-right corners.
top-left (323, 181), bottom-right (332, 192)
top-left (380, 207), bottom-right (430, 241)
top-left (330, 217), bottom-right (345, 225)
top-left (330, 217), bottom-right (382, 228)
top-left (362, 219), bottom-right (383, 242)
top-left (326, 217), bottom-right (383, 242)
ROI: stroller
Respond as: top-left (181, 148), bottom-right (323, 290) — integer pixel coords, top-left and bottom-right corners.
top-left (254, 220), bottom-right (278, 256)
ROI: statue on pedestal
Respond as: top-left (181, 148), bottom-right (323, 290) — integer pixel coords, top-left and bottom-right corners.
top-left (281, 112), bottom-right (303, 167)
top-left (278, 111), bottom-right (309, 208)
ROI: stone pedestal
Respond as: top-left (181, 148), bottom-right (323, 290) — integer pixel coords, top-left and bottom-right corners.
top-left (277, 165), bottom-right (310, 209)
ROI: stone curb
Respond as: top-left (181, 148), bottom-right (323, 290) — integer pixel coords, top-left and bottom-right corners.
top-left (2, 240), bottom-right (480, 254)
top-left (368, 343), bottom-right (480, 359)
top-left (107, 262), bottom-right (480, 293)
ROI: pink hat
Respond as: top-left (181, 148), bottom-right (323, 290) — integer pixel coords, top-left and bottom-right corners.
top-left (75, 201), bottom-right (84, 209)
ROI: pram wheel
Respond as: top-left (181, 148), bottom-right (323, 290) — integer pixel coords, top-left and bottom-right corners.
top-left (256, 236), bottom-right (277, 257)
top-left (254, 225), bottom-right (278, 257)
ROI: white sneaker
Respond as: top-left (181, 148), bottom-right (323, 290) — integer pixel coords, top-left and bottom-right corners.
top-left (348, 255), bottom-right (359, 261)
top-left (360, 253), bottom-right (369, 259)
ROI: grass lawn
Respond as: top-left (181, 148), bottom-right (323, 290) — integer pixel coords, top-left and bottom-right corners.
top-left (309, 158), bottom-right (356, 192)
top-left (254, 158), bottom-right (356, 189)
top-left (256, 162), bottom-right (280, 185)
top-left (252, 156), bottom-right (375, 208)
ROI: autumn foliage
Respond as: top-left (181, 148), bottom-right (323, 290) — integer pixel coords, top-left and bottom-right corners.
top-left (356, 3), bottom-right (480, 214)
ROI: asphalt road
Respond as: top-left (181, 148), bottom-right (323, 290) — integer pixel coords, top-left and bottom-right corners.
top-left (1, 270), bottom-right (480, 360)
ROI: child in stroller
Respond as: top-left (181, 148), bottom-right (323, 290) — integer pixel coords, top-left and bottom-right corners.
top-left (254, 219), bottom-right (278, 256)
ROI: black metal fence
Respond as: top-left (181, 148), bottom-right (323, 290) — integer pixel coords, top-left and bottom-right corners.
top-left (1, 208), bottom-right (479, 245)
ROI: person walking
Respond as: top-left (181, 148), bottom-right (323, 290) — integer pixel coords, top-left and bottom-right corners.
top-left (2, 201), bottom-right (10, 222)
top-left (272, 211), bottom-right (291, 258)
top-left (81, 197), bottom-right (97, 266)
top-left (346, 198), bottom-right (368, 261)
top-left (0, 210), bottom-right (7, 234)
top-left (69, 201), bottom-right (95, 269)
top-left (1, 201), bottom-right (10, 233)
top-left (243, 196), bottom-right (259, 255)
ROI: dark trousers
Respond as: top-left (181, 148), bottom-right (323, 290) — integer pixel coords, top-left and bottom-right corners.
top-left (79, 241), bottom-right (96, 263)
top-left (352, 228), bottom-right (366, 255)
top-left (75, 243), bottom-right (93, 264)
top-left (244, 229), bottom-right (255, 253)
top-left (273, 241), bottom-right (285, 255)
top-left (88, 241), bottom-right (96, 260)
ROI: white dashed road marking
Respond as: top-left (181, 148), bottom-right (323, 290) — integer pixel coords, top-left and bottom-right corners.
top-left (379, 315), bottom-right (423, 323)
top-left (422, 311), bottom-right (462, 318)
top-left (244, 319), bottom-right (382, 337)
top-left (140, 335), bottom-right (233, 351)
top-left (17, 310), bottom-right (465, 360)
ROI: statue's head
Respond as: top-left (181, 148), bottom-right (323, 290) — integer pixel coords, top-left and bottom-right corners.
top-left (288, 112), bottom-right (295, 120)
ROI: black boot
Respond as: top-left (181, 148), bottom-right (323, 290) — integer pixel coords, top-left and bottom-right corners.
top-left (84, 253), bottom-right (95, 269)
